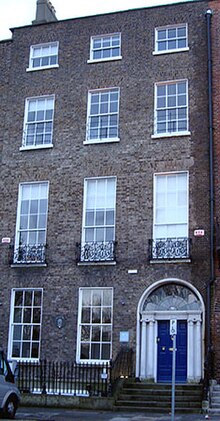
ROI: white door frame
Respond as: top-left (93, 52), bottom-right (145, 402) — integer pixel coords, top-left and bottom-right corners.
top-left (136, 278), bottom-right (205, 383)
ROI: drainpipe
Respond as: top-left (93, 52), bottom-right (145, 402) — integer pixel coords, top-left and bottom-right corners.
top-left (205, 8), bottom-right (214, 393)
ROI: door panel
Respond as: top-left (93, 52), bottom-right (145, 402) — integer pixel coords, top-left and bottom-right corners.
top-left (157, 320), bottom-right (187, 383)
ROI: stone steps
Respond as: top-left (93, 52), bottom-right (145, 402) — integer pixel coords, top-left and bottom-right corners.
top-left (209, 383), bottom-right (220, 415)
top-left (114, 380), bottom-right (203, 413)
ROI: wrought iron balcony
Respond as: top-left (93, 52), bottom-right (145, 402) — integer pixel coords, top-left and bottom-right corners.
top-left (148, 238), bottom-right (191, 261)
top-left (13, 244), bottom-right (46, 265)
top-left (76, 241), bottom-right (116, 263)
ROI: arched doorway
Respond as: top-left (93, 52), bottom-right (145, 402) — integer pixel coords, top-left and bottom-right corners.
top-left (136, 279), bottom-right (205, 383)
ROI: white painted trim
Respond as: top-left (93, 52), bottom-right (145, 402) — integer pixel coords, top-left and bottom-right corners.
top-left (152, 171), bottom-right (189, 242)
top-left (152, 131), bottom-right (191, 139)
top-left (153, 48), bottom-right (189, 56)
top-left (14, 181), bottom-right (49, 252)
top-left (76, 287), bottom-right (113, 363)
top-left (81, 177), bottom-right (117, 245)
top-left (22, 95), bottom-right (55, 149)
top-left (87, 57), bottom-right (122, 64)
top-left (28, 41), bottom-right (59, 71)
top-left (154, 23), bottom-right (188, 54)
top-left (136, 278), bottom-right (205, 381)
top-left (84, 138), bottom-right (120, 145)
top-left (7, 288), bottom-right (44, 361)
top-left (153, 79), bottom-right (189, 136)
top-left (20, 144), bottom-right (53, 151)
top-left (26, 64), bottom-right (59, 72)
top-left (89, 33), bottom-right (121, 62)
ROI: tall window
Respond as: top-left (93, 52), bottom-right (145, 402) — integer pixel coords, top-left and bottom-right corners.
top-left (154, 24), bottom-right (188, 53)
top-left (22, 96), bottom-right (55, 149)
top-left (86, 89), bottom-right (120, 143)
top-left (28, 42), bottom-right (59, 70)
top-left (77, 288), bottom-right (113, 362)
top-left (9, 289), bottom-right (43, 360)
top-left (14, 182), bottom-right (49, 264)
top-left (154, 80), bottom-right (188, 136)
top-left (80, 177), bottom-right (116, 262)
top-left (153, 172), bottom-right (189, 259)
top-left (89, 34), bottom-right (121, 62)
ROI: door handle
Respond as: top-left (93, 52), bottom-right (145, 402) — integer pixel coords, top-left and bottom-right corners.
top-left (162, 346), bottom-right (166, 351)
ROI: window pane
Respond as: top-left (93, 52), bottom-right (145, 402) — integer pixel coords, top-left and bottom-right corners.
top-left (82, 308), bottom-right (90, 323)
top-left (14, 308), bottom-right (22, 323)
top-left (92, 308), bottom-right (101, 324)
top-left (31, 343), bottom-right (39, 359)
top-left (102, 308), bottom-right (112, 324)
top-left (92, 326), bottom-right (101, 341)
top-left (13, 325), bottom-right (22, 340)
top-left (92, 290), bottom-right (101, 306)
top-left (81, 325), bottom-right (90, 341)
top-left (12, 342), bottom-right (21, 358)
top-left (22, 343), bottom-right (30, 358)
top-left (101, 344), bottom-right (110, 360)
top-left (91, 343), bottom-right (100, 359)
top-left (81, 344), bottom-right (89, 359)
top-left (33, 308), bottom-right (41, 323)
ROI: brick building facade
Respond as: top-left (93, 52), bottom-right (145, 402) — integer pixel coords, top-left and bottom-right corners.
top-left (209, 0), bottom-right (220, 382)
top-left (0, 0), bottom-right (211, 384)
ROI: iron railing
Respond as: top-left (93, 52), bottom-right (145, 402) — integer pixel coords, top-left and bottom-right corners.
top-left (12, 244), bottom-right (46, 265)
top-left (17, 360), bottom-right (111, 397)
top-left (76, 241), bottom-right (116, 263)
top-left (148, 238), bottom-right (191, 260)
top-left (111, 348), bottom-right (135, 382)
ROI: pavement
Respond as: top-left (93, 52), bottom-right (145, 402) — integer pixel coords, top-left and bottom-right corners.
top-left (11, 407), bottom-right (220, 421)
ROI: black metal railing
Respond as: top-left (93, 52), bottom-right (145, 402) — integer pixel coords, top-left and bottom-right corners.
top-left (111, 348), bottom-right (135, 382)
top-left (13, 244), bottom-right (46, 265)
top-left (76, 241), bottom-right (116, 263)
top-left (17, 360), bottom-right (111, 397)
top-left (148, 238), bottom-right (191, 260)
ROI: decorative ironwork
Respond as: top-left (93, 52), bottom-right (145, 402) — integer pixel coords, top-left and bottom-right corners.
top-left (149, 238), bottom-right (191, 260)
top-left (13, 244), bottom-right (46, 264)
top-left (17, 359), bottom-right (111, 397)
top-left (76, 241), bottom-right (116, 263)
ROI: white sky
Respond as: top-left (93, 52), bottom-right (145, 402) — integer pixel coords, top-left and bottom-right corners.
top-left (0, 0), bottom-right (190, 41)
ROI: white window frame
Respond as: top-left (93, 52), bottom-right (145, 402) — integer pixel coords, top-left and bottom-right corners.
top-left (21, 95), bottom-right (55, 150)
top-left (153, 171), bottom-right (189, 241)
top-left (82, 176), bottom-right (116, 244)
top-left (27, 42), bottom-right (59, 71)
top-left (14, 181), bottom-right (49, 262)
top-left (88, 33), bottom-right (122, 63)
top-left (153, 79), bottom-right (190, 138)
top-left (8, 288), bottom-right (43, 361)
top-left (153, 24), bottom-right (189, 55)
top-left (76, 287), bottom-right (113, 363)
top-left (85, 88), bottom-right (120, 144)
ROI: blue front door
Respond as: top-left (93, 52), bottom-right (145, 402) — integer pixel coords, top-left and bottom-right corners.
top-left (157, 320), bottom-right (187, 383)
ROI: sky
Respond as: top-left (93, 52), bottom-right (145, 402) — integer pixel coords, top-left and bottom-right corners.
top-left (0, 0), bottom-right (190, 41)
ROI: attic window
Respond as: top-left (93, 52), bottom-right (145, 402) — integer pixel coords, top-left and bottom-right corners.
top-left (27, 42), bottom-right (59, 71)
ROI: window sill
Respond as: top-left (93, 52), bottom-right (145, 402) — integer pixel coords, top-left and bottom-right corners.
top-left (87, 57), bottom-right (122, 64)
top-left (77, 261), bottom-right (116, 266)
top-left (151, 131), bottom-right (191, 139)
top-left (149, 258), bottom-right (191, 264)
top-left (20, 144), bottom-right (53, 151)
top-left (84, 138), bottom-right (120, 145)
top-left (76, 358), bottom-right (110, 364)
top-left (153, 47), bottom-right (189, 56)
top-left (26, 64), bottom-right (59, 72)
top-left (11, 263), bottom-right (47, 268)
